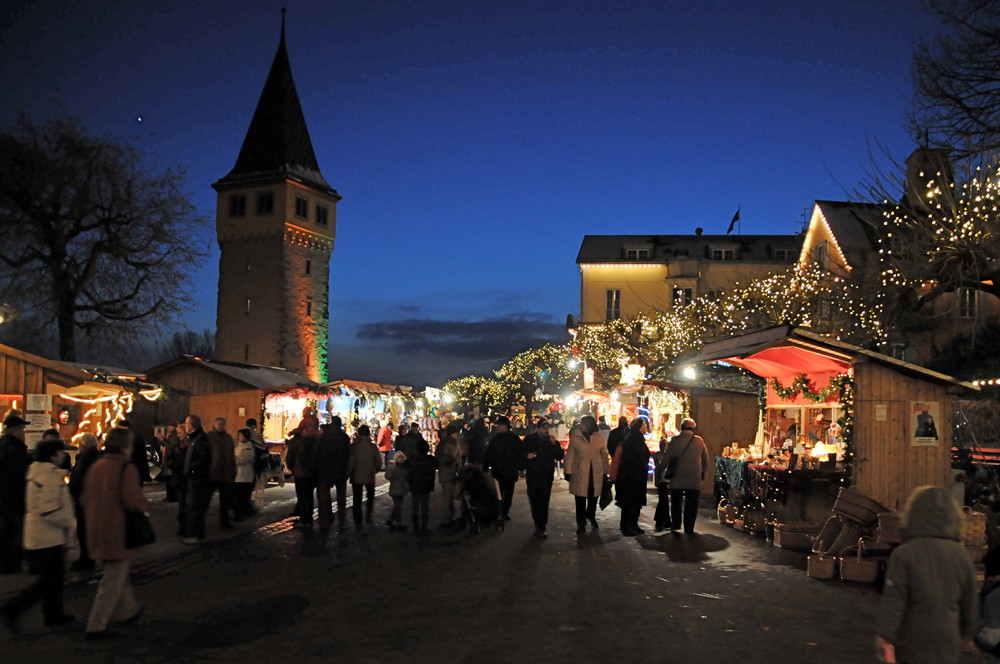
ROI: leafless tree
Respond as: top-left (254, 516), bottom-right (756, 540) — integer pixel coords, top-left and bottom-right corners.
top-left (157, 328), bottom-right (216, 363)
top-left (0, 114), bottom-right (207, 360)
top-left (910, 0), bottom-right (1000, 158)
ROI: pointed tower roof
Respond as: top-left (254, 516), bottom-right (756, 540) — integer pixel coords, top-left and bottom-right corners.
top-left (214, 11), bottom-right (338, 197)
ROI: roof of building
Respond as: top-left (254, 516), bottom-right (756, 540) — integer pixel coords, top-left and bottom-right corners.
top-left (577, 234), bottom-right (803, 264)
top-left (813, 200), bottom-right (883, 263)
top-left (144, 355), bottom-right (320, 391)
top-left (213, 19), bottom-right (338, 197)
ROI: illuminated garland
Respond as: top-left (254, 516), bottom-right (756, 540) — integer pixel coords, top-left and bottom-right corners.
top-left (769, 374), bottom-right (841, 402)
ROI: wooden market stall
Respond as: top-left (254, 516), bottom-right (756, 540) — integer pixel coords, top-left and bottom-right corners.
top-left (683, 325), bottom-right (976, 515)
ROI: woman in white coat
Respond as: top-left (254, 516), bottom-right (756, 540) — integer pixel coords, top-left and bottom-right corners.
top-left (0, 438), bottom-right (75, 632)
top-left (564, 416), bottom-right (610, 533)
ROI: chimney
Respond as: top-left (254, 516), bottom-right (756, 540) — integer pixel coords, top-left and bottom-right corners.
top-left (902, 147), bottom-right (953, 211)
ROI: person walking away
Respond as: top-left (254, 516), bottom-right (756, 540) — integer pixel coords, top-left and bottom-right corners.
top-left (377, 422), bottom-right (394, 468)
top-left (245, 418), bottom-right (271, 509)
top-left (160, 421), bottom-right (180, 502)
top-left (617, 419), bottom-right (651, 536)
top-left (0, 439), bottom-right (75, 633)
top-left (975, 545), bottom-right (1000, 661)
top-left (523, 420), bottom-right (564, 539)
top-left (119, 419), bottom-right (151, 484)
top-left (876, 485), bottom-right (978, 664)
top-left (651, 438), bottom-right (671, 532)
top-left (80, 427), bottom-right (148, 640)
top-left (172, 422), bottom-right (190, 536)
top-left (664, 418), bottom-right (709, 534)
top-left (385, 452), bottom-right (409, 531)
top-left (206, 417), bottom-right (236, 530)
top-left (286, 427), bottom-right (318, 529)
top-left (606, 416), bottom-right (628, 462)
top-left (436, 424), bottom-right (460, 528)
top-left (564, 416), bottom-right (611, 534)
top-left (482, 416), bottom-right (523, 521)
top-left (315, 418), bottom-right (351, 532)
top-left (69, 433), bottom-right (100, 571)
top-left (462, 418), bottom-right (489, 466)
top-left (347, 425), bottom-right (382, 530)
top-left (402, 439), bottom-right (438, 534)
top-left (181, 415), bottom-right (212, 544)
top-left (232, 429), bottom-right (255, 521)
top-left (0, 415), bottom-right (30, 574)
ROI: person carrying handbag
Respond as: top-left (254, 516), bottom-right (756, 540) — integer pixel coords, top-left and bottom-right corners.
top-left (663, 418), bottom-right (709, 534)
top-left (80, 427), bottom-right (149, 640)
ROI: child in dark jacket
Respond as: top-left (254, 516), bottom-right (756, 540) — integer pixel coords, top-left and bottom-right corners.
top-left (402, 439), bottom-right (438, 534)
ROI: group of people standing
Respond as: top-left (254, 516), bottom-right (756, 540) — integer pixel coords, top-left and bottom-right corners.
top-left (0, 415), bottom-right (148, 640)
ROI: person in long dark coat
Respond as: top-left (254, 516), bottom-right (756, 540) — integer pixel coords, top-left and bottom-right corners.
top-left (482, 416), bottom-right (524, 521)
top-left (523, 420), bottom-right (564, 539)
top-left (0, 416), bottom-right (30, 574)
top-left (617, 418), bottom-right (651, 536)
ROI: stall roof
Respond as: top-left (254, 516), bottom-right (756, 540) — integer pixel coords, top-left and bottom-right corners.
top-left (326, 379), bottom-right (411, 395)
top-left (682, 325), bottom-right (978, 391)
top-left (145, 355), bottom-right (319, 391)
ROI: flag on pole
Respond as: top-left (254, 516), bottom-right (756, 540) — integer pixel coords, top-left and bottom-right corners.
top-left (727, 208), bottom-right (740, 234)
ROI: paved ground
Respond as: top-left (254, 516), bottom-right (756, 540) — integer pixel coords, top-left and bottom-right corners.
top-left (0, 478), bottom-right (985, 663)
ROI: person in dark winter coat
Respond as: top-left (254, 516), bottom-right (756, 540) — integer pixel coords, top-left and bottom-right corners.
top-left (286, 428), bottom-right (318, 529)
top-left (617, 419), bottom-right (651, 536)
top-left (181, 415), bottom-right (212, 544)
top-left (651, 438), bottom-right (670, 532)
top-left (119, 419), bottom-right (151, 484)
top-left (482, 416), bottom-right (524, 521)
top-left (606, 417), bottom-right (628, 461)
top-left (0, 415), bottom-right (30, 574)
top-left (206, 418), bottom-right (236, 530)
top-left (384, 451), bottom-right (409, 531)
top-left (976, 545), bottom-right (1000, 663)
top-left (876, 485), bottom-right (978, 664)
top-left (315, 418), bottom-right (351, 531)
top-left (523, 420), bottom-right (564, 538)
top-left (347, 425), bottom-right (382, 529)
top-left (69, 433), bottom-right (100, 571)
top-left (402, 439), bottom-right (438, 534)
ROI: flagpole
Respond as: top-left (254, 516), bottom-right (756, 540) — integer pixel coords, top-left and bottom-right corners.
top-left (738, 205), bottom-right (741, 235)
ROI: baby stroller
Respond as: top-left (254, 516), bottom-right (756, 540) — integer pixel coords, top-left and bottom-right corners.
top-left (458, 466), bottom-right (504, 534)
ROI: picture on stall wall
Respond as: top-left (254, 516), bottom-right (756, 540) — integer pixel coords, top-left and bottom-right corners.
top-left (911, 401), bottom-right (940, 446)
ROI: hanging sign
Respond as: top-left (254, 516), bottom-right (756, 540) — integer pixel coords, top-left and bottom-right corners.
top-left (26, 394), bottom-right (53, 411)
top-left (24, 413), bottom-right (51, 431)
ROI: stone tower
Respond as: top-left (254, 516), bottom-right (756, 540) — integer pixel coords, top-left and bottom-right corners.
top-left (212, 14), bottom-right (339, 382)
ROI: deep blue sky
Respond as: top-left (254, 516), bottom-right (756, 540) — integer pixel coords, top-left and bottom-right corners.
top-left (0, 0), bottom-right (937, 386)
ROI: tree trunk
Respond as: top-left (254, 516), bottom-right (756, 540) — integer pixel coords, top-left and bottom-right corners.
top-left (55, 280), bottom-right (76, 361)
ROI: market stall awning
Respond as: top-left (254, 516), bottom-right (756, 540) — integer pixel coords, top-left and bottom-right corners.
top-left (727, 346), bottom-right (850, 383)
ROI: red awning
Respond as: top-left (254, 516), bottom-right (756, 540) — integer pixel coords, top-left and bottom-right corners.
top-left (724, 345), bottom-right (849, 383)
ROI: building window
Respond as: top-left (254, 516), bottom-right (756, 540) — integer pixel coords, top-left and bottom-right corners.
top-left (305, 259), bottom-right (311, 275)
top-left (774, 249), bottom-right (792, 261)
top-left (624, 248), bottom-right (650, 260)
top-left (707, 290), bottom-right (723, 301)
top-left (712, 249), bottom-right (735, 261)
top-left (605, 289), bottom-right (621, 321)
top-left (672, 287), bottom-right (693, 307)
top-left (316, 205), bottom-right (329, 227)
top-left (810, 242), bottom-right (828, 268)
top-left (295, 195), bottom-right (308, 219)
top-left (959, 288), bottom-right (978, 319)
top-left (890, 343), bottom-right (906, 360)
top-left (306, 297), bottom-right (312, 317)
top-left (255, 191), bottom-right (274, 215)
top-left (245, 298), bottom-right (251, 315)
top-left (229, 194), bottom-right (246, 217)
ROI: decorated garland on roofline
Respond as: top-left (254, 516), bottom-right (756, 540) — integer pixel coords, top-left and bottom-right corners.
top-left (770, 373), bottom-right (856, 487)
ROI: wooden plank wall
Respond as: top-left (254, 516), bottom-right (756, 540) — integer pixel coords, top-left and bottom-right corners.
top-left (691, 390), bottom-right (760, 494)
top-left (190, 390), bottom-right (265, 434)
top-left (147, 364), bottom-right (249, 397)
top-left (0, 353), bottom-right (48, 396)
top-left (853, 361), bottom-right (952, 511)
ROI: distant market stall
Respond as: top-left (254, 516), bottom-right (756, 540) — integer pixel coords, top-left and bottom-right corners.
top-left (683, 325), bottom-right (977, 517)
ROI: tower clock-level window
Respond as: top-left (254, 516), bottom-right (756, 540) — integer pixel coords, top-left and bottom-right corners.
top-left (305, 259), bottom-right (311, 275)
top-left (295, 195), bottom-right (309, 219)
top-left (316, 204), bottom-right (329, 227)
top-left (244, 344), bottom-right (249, 361)
top-left (245, 298), bottom-right (251, 315)
top-left (255, 191), bottom-right (274, 215)
top-left (605, 289), bottom-right (621, 321)
top-left (229, 194), bottom-right (246, 217)
top-left (306, 297), bottom-right (312, 317)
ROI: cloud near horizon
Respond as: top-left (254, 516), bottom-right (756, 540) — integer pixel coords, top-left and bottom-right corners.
top-left (355, 312), bottom-right (568, 359)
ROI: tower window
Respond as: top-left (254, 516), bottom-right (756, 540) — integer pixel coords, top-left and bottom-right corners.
top-left (295, 195), bottom-right (309, 219)
top-left (306, 297), bottom-right (312, 317)
top-left (229, 194), bottom-right (246, 217)
top-left (244, 344), bottom-right (249, 361)
top-left (245, 298), bottom-right (251, 315)
top-left (246, 257), bottom-right (251, 272)
top-left (305, 259), bottom-right (311, 275)
top-left (316, 205), bottom-right (329, 227)
top-left (255, 191), bottom-right (274, 215)
top-left (605, 289), bottom-right (621, 321)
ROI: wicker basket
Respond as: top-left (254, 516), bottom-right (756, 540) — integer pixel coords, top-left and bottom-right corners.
top-left (877, 512), bottom-right (903, 544)
top-left (774, 522), bottom-right (819, 549)
top-left (807, 553), bottom-right (837, 579)
top-left (744, 507), bottom-right (767, 534)
top-left (832, 487), bottom-right (889, 527)
top-left (840, 538), bottom-right (881, 583)
top-left (964, 507), bottom-right (988, 548)
top-left (813, 516), bottom-right (863, 556)
top-left (717, 499), bottom-right (739, 526)
top-left (732, 518), bottom-right (744, 531)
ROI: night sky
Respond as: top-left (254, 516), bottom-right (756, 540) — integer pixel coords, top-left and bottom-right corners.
top-left (0, 0), bottom-right (936, 386)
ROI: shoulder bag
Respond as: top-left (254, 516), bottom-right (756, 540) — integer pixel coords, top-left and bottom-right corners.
top-left (661, 435), bottom-right (694, 483)
top-left (119, 462), bottom-right (156, 549)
